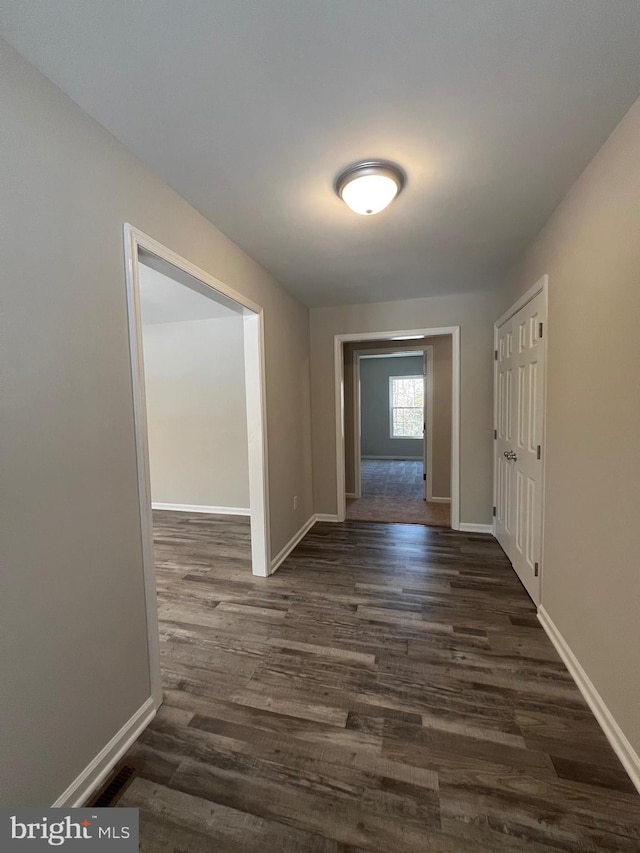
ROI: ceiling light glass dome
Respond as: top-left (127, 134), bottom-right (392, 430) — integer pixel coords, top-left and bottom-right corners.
top-left (335, 161), bottom-right (405, 215)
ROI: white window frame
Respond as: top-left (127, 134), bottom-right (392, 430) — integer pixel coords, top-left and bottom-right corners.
top-left (389, 374), bottom-right (424, 439)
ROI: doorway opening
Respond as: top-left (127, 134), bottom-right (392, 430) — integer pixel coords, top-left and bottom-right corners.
top-left (123, 225), bottom-right (270, 705)
top-left (335, 328), bottom-right (460, 529)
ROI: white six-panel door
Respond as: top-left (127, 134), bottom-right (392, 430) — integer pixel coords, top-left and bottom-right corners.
top-left (495, 289), bottom-right (546, 604)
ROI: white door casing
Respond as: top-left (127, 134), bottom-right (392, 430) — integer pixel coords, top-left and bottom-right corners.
top-left (351, 345), bottom-right (434, 502)
top-left (335, 328), bottom-right (460, 529)
top-left (123, 224), bottom-right (272, 706)
top-left (423, 351), bottom-right (428, 500)
top-left (494, 280), bottom-right (547, 605)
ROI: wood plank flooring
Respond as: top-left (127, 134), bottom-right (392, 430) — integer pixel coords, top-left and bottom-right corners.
top-left (346, 494), bottom-right (450, 526)
top-left (119, 511), bottom-right (639, 851)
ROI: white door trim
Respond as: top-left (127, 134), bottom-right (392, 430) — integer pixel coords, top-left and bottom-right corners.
top-left (496, 275), bottom-right (549, 328)
top-left (423, 347), bottom-right (435, 502)
top-left (493, 275), bottom-right (548, 602)
top-left (123, 224), bottom-right (271, 706)
top-left (334, 327), bottom-right (460, 529)
top-left (353, 352), bottom-right (362, 498)
top-left (352, 346), bottom-right (435, 501)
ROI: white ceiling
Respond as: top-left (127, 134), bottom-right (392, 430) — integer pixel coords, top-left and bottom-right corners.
top-left (2, 1), bottom-right (640, 307)
top-left (139, 263), bottom-right (240, 325)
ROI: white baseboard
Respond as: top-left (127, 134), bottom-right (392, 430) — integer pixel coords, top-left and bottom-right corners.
top-left (458, 522), bottom-right (493, 534)
top-left (52, 697), bottom-right (157, 807)
top-left (315, 513), bottom-right (340, 523)
top-left (345, 492), bottom-right (357, 499)
top-left (538, 606), bottom-right (640, 794)
top-left (362, 455), bottom-right (423, 460)
top-left (428, 496), bottom-right (451, 504)
top-left (152, 502), bottom-right (250, 516)
top-left (270, 515), bottom-right (316, 574)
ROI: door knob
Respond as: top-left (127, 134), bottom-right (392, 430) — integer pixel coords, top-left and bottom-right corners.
top-left (504, 450), bottom-right (517, 461)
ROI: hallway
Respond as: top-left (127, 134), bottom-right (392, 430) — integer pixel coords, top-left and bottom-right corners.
top-left (119, 512), bottom-right (639, 851)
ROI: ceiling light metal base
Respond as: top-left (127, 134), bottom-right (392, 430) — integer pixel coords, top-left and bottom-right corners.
top-left (335, 160), bottom-right (406, 204)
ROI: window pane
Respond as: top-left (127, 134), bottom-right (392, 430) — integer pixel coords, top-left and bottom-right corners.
top-left (392, 406), bottom-right (423, 437)
top-left (404, 407), bottom-right (423, 436)
top-left (391, 376), bottom-right (424, 438)
top-left (392, 377), bottom-right (423, 408)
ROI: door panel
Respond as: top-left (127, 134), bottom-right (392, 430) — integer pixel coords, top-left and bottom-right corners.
top-left (495, 317), bottom-right (514, 552)
top-left (494, 291), bottom-right (545, 604)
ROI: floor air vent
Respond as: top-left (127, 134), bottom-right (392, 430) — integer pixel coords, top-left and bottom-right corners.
top-left (85, 761), bottom-right (142, 808)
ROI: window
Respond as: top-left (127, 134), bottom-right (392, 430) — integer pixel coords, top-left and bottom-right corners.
top-left (389, 375), bottom-right (424, 438)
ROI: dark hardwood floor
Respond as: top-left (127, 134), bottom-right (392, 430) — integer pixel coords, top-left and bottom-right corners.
top-left (119, 511), bottom-right (639, 851)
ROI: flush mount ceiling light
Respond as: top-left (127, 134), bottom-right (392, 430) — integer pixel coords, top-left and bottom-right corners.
top-left (335, 161), bottom-right (405, 216)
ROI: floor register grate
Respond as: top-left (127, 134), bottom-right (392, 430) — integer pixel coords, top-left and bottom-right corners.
top-left (85, 761), bottom-right (142, 808)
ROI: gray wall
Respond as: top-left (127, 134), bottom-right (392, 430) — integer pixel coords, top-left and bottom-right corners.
top-left (360, 356), bottom-right (424, 459)
top-left (500, 96), bottom-right (640, 763)
top-left (0, 39), bottom-right (312, 807)
top-left (142, 316), bottom-right (250, 510)
top-left (311, 291), bottom-right (499, 523)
